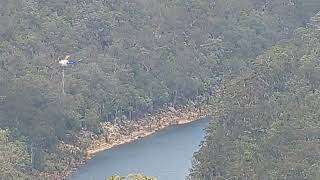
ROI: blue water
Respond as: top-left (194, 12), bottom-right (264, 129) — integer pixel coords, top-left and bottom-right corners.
top-left (69, 118), bottom-right (209, 180)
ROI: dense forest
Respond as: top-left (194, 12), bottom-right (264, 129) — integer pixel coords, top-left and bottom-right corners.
top-left (190, 11), bottom-right (320, 180)
top-left (1, 0), bottom-right (320, 179)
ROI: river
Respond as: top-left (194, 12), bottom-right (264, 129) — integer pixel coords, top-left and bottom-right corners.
top-left (69, 118), bottom-right (209, 180)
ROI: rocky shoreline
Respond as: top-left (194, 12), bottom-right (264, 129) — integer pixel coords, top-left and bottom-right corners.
top-left (47, 105), bottom-right (210, 179)
top-left (86, 106), bottom-right (210, 158)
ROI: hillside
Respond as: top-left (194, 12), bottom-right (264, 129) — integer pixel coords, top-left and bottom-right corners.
top-left (1, 0), bottom-right (320, 179)
top-left (190, 12), bottom-right (320, 179)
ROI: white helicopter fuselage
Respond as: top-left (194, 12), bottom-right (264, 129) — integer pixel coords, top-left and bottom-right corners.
top-left (59, 60), bottom-right (69, 66)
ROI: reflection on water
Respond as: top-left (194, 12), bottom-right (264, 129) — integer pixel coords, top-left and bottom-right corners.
top-left (69, 118), bottom-right (209, 180)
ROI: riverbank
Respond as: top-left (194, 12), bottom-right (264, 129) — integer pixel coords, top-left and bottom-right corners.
top-left (85, 106), bottom-right (210, 158)
top-left (46, 105), bottom-right (210, 179)
top-left (70, 114), bottom-right (210, 180)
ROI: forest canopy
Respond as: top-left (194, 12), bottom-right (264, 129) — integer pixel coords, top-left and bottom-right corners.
top-left (190, 12), bottom-right (320, 180)
top-left (1, 0), bottom-right (320, 179)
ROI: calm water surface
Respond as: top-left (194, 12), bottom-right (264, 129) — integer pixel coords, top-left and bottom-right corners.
top-left (69, 118), bottom-right (209, 180)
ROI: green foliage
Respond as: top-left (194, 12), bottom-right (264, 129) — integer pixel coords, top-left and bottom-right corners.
top-left (107, 173), bottom-right (157, 180)
top-left (240, 136), bottom-right (260, 162)
top-left (0, 129), bottom-right (32, 180)
top-left (190, 12), bottom-right (320, 180)
top-left (1, 0), bottom-right (320, 179)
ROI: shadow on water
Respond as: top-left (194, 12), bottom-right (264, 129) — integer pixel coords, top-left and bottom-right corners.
top-left (69, 118), bottom-right (209, 180)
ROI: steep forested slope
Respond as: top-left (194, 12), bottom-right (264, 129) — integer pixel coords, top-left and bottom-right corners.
top-left (1, 0), bottom-right (320, 179)
top-left (190, 13), bottom-right (320, 179)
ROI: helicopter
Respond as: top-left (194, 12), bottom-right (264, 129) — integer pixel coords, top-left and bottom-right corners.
top-left (58, 55), bottom-right (79, 66)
